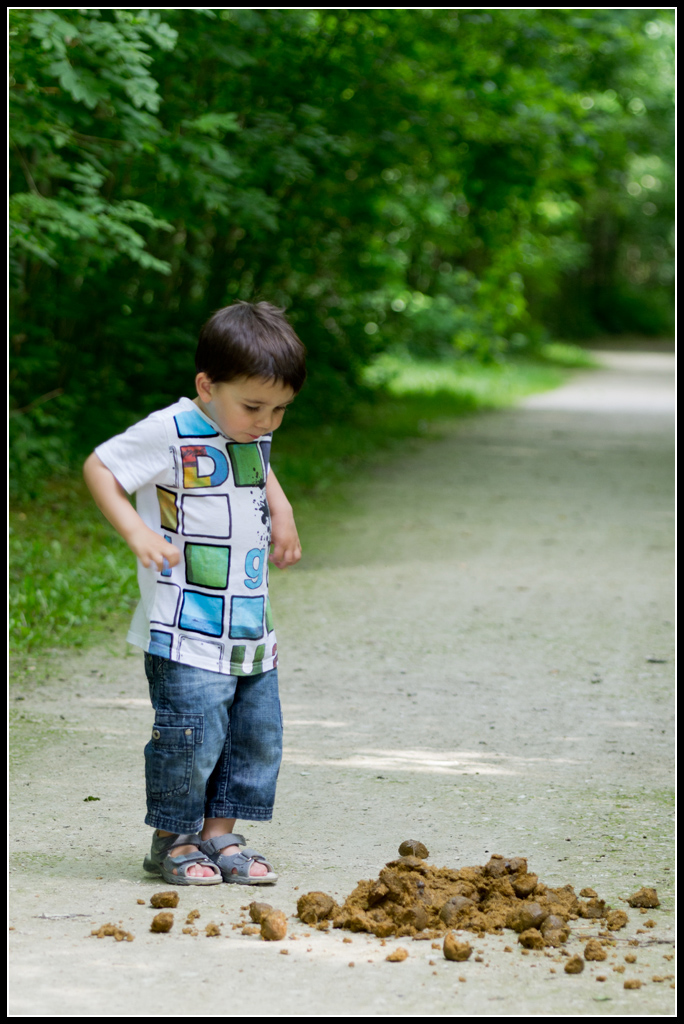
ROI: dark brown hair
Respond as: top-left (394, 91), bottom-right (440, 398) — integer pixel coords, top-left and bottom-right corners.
top-left (195, 301), bottom-right (307, 392)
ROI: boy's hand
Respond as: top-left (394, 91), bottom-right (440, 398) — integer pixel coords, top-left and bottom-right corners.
top-left (127, 526), bottom-right (180, 572)
top-left (83, 453), bottom-right (180, 573)
top-left (269, 511), bottom-right (302, 569)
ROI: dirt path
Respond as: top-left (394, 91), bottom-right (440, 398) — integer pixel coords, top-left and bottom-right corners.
top-left (9, 351), bottom-right (675, 1016)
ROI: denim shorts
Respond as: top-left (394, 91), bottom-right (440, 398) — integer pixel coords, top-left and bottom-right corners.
top-left (143, 653), bottom-right (283, 834)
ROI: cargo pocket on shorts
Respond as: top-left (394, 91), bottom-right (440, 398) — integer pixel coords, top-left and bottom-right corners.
top-left (144, 712), bottom-right (204, 799)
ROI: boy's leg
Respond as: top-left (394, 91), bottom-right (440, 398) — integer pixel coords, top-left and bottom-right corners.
top-left (144, 653), bottom-right (242, 878)
top-left (202, 667), bottom-right (282, 877)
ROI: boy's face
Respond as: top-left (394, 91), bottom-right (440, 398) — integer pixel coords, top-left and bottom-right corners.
top-left (195, 374), bottom-right (295, 442)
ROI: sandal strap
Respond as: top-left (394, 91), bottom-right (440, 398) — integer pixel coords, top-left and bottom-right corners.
top-left (201, 833), bottom-right (246, 857)
top-left (167, 851), bottom-right (214, 867)
top-left (165, 832), bottom-right (204, 852)
top-left (165, 851), bottom-right (220, 877)
top-left (217, 848), bottom-right (274, 873)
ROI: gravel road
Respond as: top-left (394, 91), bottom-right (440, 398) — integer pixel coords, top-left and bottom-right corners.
top-left (9, 350), bottom-right (675, 1016)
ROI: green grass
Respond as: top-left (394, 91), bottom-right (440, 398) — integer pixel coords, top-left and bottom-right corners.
top-left (9, 351), bottom-right (580, 662)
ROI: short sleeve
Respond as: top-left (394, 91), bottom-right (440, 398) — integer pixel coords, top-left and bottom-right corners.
top-left (94, 414), bottom-right (172, 495)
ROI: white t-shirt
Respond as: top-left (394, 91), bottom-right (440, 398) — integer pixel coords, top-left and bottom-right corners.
top-left (95, 397), bottom-right (277, 676)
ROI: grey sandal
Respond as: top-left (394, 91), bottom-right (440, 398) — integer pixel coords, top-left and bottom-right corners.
top-left (143, 831), bottom-right (222, 886)
top-left (200, 833), bottom-right (278, 885)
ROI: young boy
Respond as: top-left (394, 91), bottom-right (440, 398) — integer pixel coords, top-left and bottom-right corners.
top-left (83, 301), bottom-right (306, 885)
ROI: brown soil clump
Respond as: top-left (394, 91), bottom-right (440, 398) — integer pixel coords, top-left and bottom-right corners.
top-left (398, 840), bottom-right (429, 859)
top-left (627, 887), bottom-right (659, 908)
top-left (540, 915), bottom-right (570, 947)
top-left (249, 901), bottom-right (273, 924)
top-left (606, 910), bottom-right (629, 931)
top-left (205, 922), bottom-right (221, 937)
top-left (518, 928), bottom-right (545, 950)
top-left (578, 897), bottom-right (607, 919)
top-left (443, 933), bottom-right (472, 961)
top-left (150, 912), bottom-right (174, 933)
top-left (150, 891), bottom-right (179, 909)
top-left (91, 923), bottom-right (134, 942)
top-left (583, 938), bottom-right (607, 962)
top-left (564, 955), bottom-right (584, 974)
top-left (296, 892), bottom-right (338, 925)
top-left (386, 947), bottom-right (408, 962)
top-left (624, 979), bottom-right (643, 990)
top-left (309, 850), bottom-right (592, 945)
top-left (260, 910), bottom-right (287, 941)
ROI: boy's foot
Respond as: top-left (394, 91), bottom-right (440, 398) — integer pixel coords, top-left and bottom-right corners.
top-left (200, 835), bottom-right (269, 878)
top-left (157, 831), bottom-right (216, 878)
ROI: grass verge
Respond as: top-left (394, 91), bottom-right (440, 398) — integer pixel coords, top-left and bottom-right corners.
top-left (9, 350), bottom-right (589, 665)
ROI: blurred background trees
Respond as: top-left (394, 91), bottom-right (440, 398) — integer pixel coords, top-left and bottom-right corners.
top-left (10, 8), bottom-right (675, 485)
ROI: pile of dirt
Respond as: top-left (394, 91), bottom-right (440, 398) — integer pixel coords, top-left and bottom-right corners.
top-left (297, 843), bottom-right (651, 948)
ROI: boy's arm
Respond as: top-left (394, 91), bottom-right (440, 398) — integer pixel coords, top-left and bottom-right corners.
top-left (266, 468), bottom-right (301, 569)
top-left (83, 452), bottom-right (180, 572)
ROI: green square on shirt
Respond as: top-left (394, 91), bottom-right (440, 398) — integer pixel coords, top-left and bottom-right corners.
top-left (227, 443), bottom-right (265, 487)
top-left (185, 543), bottom-right (230, 590)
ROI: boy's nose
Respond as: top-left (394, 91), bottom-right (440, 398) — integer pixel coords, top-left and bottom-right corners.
top-left (255, 413), bottom-right (275, 431)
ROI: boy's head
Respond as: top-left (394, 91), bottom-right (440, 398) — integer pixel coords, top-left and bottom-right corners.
top-left (194, 301), bottom-right (306, 442)
top-left (195, 301), bottom-right (306, 394)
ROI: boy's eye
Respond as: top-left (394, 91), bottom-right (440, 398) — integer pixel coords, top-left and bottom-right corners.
top-left (244, 406), bottom-right (259, 412)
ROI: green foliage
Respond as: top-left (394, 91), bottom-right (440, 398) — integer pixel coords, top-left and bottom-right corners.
top-left (9, 8), bottom-right (674, 490)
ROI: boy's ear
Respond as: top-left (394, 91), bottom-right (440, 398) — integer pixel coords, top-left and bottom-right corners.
top-left (195, 372), bottom-right (213, 402)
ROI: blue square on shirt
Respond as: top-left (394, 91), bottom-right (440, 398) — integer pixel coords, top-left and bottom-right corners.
top-left (149, 630), bottom-right (173, 659)
top-left (229, 596), bottom-right (265, 640)
top-left (179, 590), bottom-right (225, 637)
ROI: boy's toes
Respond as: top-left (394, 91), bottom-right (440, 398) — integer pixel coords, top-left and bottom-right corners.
top-left (230, 860), bottom-right (268, 878)
top-left (184, 863), bottom-right (216, 878)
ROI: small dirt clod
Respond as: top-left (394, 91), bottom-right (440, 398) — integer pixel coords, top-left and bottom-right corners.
top-left (398, 840), bottom-right (429, 859)
top-left (150, 912), bottom-right (173, 933)
top-left (248, 901), bottom-right (273, 924)
top-left (260, 910), bottom-right (287, 942)
top-left (150, 891), bottom-right (179, 909)
top-left (584, 939), bottom-right (607, 962)
top-left (518, 928), bottom-right (545, 951)
top-left (296, 892), bottom-right (338, 926)
top-left (443, 933), bottom-right (472, 961)
top-left (627, 887), bottom-right (659, 908)
top-left (386, 947), bottom-right (408, 962)
top-left (564, 955), bottom-right (584, 975)
top-left (91, 923), bottom-right (134, 942)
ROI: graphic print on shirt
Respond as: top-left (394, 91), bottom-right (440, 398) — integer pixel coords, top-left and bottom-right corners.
top-left (185, 542), bottom-right (231, 590)
top-left (157, 486), bottom-right (179, 533)
top-left (178, 636), bottom-right (225, 669)
top-left (229, 595), bottom-right (265, 639)
top-left (179, 590), bottom-right (225, 637)
top-left (174, 408), bottom-right (219, 438)
top-left (150, 629), bottom-right (174, 659)
top-left (227, 443), bottom-right (265, 487)
top-left (181, 445), bottom-right (229, 488)
top-left (96, 399), bottom-right (277, 676)
top-left (180, 493), bottom-right (231, 538)
top-left (244, 547), bottom-right (266, 590)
